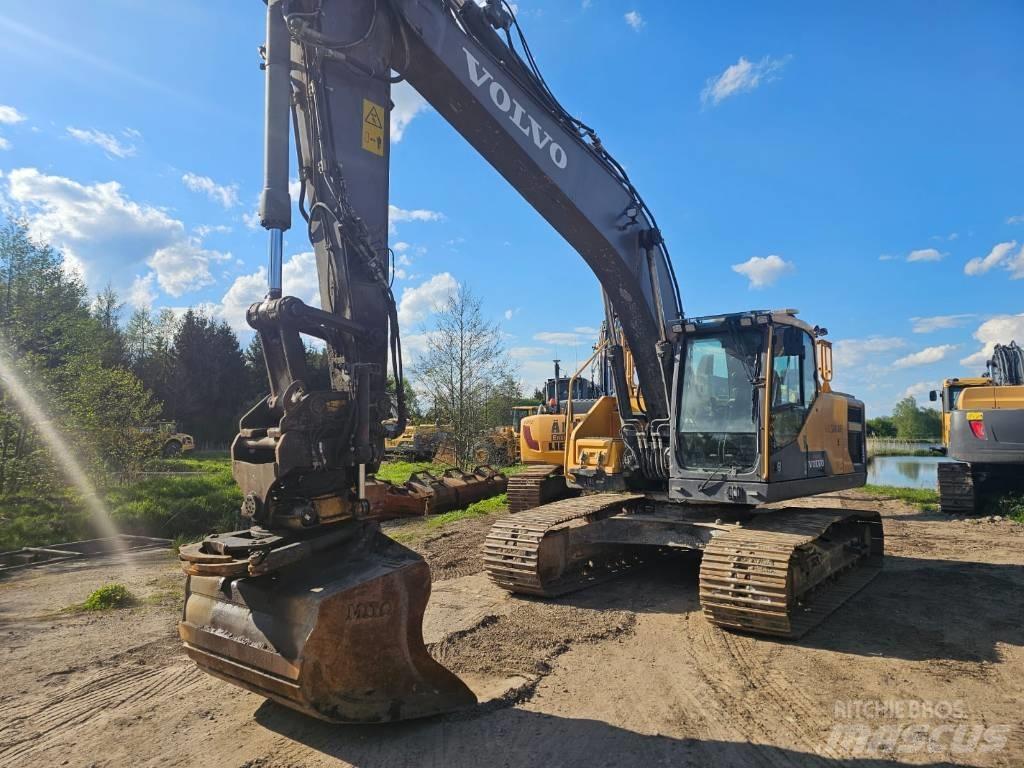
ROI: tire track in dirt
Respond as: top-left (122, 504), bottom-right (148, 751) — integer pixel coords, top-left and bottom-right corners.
top-left (0, 658), bottom-right (203, 766)
top-left (715, 629), bottom-right (843, 763)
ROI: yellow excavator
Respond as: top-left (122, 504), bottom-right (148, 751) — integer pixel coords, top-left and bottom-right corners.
top-left (178, 0), bottom-right (880, 724)
top-left (930, 341), bottom-right (1024, 513)
top-left (509, 357), bottom-right (607, 510)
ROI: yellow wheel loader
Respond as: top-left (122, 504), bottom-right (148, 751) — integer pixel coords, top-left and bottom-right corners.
top-left (179, 0), bottom-right (881, 724)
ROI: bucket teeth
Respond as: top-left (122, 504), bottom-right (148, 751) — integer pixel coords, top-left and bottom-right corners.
top-left (179, 524), bottom-right (475, 723)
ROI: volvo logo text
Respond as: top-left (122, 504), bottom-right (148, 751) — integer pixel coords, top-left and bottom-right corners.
top-left (463, 48), bottom-right (568, 170)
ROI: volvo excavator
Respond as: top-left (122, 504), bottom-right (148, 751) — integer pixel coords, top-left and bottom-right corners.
top-left (178, 0), bottom-right (882, 724)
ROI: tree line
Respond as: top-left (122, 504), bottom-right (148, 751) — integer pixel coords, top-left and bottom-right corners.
top-left (866, 396), bottom-right (942, 440)
top-left (0, 219), bottom-right (528, 505)
top-left (0, 221), bottom-right (278, 500)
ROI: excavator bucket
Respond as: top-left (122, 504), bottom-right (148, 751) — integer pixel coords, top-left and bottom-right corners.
top-left (179, 524), bottom-right (476, 723)
top-left (363, 465), bottom-right (508, 519)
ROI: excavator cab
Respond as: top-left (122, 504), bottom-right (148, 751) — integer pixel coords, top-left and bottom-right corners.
top-left (563, 310), bottom-right (866, 505)
top-left (668, 310), bottom-right (866, 505)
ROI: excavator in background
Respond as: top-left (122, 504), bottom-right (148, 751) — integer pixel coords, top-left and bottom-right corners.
top-left (931, 341), bottom-right (1024, 513)
top-left (383, 420), bottom-right (450, 461)
top-left (509, 335), bottom-right (611, 511)
top-left (178, 0), bottom-right (881, 724)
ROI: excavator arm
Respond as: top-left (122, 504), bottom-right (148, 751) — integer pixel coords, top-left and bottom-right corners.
top-left (179, 0), bottom-right (683, 724)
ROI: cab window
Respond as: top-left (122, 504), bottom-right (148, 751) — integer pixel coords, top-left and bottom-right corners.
top-left (771, 327), bottom-right (818, 447)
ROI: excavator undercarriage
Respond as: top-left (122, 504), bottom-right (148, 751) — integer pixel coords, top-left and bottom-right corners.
top-left (483, 495), bottom-right (883, 638)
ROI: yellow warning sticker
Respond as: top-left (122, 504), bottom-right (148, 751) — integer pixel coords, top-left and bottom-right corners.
top-left (362, 99), bottom-right (385, 156)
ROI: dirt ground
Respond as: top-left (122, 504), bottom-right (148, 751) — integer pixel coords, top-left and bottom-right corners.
top-left (1, 492), bottom-right (1022, 768)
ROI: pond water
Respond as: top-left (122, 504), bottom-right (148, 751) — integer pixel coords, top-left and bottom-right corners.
top-left (866, 455), bottom-right (952, 489)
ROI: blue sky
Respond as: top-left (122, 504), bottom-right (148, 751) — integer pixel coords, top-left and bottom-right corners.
top-left (1, 1), bottom-right (1022, 415)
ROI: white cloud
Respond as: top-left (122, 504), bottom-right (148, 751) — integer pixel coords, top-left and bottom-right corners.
top-left (931, 232), bottom-right (959, 242)
top-left (389, 204), bottom-right (444, 233)
top-left (391, 241), bottom-right (425, 268)
top-left (242, 210), bottom-right (261, 230)
top-left (731, 254), bottom-right (794, 289)
top-left (0, 105), bottom-right (27, 124)
top-left (397, 273), bottom-right (458, 327)
top-left (282, 251), bottom-right (321, 306)
top-left (504, 308), bottom-right (515, 320)
top-left (961, 313), bottom-right (1024, 368)
top-left (66, 127), bottom-right (137, 158)
top-left (218, 268), bottom-right (268, 332)
top-left (6, 167), bottom-right (183, 292)
top-left (964, 240), bottom-right (1023, 277)
top-left (149, 239), bottom-right (230, 297)
top-left (182, 172), bottom-right (239, 209)
top-left (195, 224), bottom-right (232, 237)
top-left (0, 137), bottom-right (9, 151)
top-left (892, 344), bottom-right (957, 369)
top-left (510, 346), bottom-right (549, 359)
top-left (832, 337), bottom-right (905, 369)
top-left (215, 251), bottom-right (320, 332)
top-left (1010, 250), bottom-right (1024, 279)
top-left (6, 166), bottom-right (236, 302)
top-left (390, 81), bottom-right (428, 142)
top-left (533, 328), bottom-right (599, 347)
top-left (1007, 214), bottom-right (1024, 225)
top-left (878, 254), bottom-right (895, 261)
top-left (902, 381), bottom-right (933, 399)
top-left (906, 248), bottom-right (943, 262)
top-left (701, 55), bottom-right (790, 107)
top-left (624, 11), bottom-right (644, 30)
top-left (910, 314), bottom-right (975, 334)
top-left (128, 273), bottom-right (157, 308)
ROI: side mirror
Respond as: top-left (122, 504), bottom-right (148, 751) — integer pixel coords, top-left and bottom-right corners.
top-left (928, 390), bottom-right (938, 402)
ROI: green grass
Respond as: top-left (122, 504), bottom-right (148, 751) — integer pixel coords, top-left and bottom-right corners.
top-left (373, 460), bottom-right (448, 484)
top-left (147, 450), bottom-right (229, 473)
top-left (106, 454), bottom-right (241, 541)
top-left (78, 583), bottom-right (134, 612)
top-left (0, 453), bottom-right (240, 551)
top-left (426, 493), bottom-right (508, 528)
top-left (1, 454), bottom-right (523, 551)
top-left (862, 484), bottom-right (939, 512)
top-left (985, 493), bottom-right (1024, 523)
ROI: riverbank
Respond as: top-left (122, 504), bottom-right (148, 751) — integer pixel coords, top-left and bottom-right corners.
top-left (866, 438), bottom-right (939, 457)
